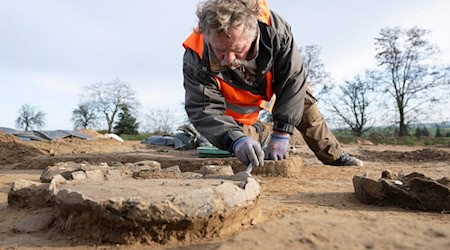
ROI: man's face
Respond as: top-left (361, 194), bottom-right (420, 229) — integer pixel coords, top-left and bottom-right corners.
top-left (208, 26), bottom-right (255, 69)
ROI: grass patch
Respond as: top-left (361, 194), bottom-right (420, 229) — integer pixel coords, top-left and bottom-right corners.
top-left (119, 133), bottom-right (154, 141)
top-left (332, 126), bottom-right (450, 146)
top-left (334, 133), bottom-right (450, 146)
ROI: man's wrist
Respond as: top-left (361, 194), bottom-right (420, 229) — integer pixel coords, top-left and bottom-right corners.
top-left (231, 136), bottom-right (248, 153)
top-left (273, 120), bottom-right (295, 134)
top-left (225, 130), bottom-right (247, 152)
top-left (272, 130), bottom-right (290, 137)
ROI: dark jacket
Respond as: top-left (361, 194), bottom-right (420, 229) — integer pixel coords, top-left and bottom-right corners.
top-left (183, 10), bottom-right (307, 151)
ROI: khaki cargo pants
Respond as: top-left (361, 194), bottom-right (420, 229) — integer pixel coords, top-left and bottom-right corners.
top-left (244, 91), bottom-right (343, 164)
top-left (297, 91), bottom-right (343, 163)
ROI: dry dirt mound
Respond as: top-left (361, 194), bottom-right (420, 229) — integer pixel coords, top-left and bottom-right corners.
top-left (358, 148), bottom-right (450, 162)
top-left (356, 138), bottom-right (374, 145)
top-left (28, 137), bottom-right (135, 155)
top-left (77, 129), bottom-right (103, 138)
top-left (0, 131), bottom-right (146, 167)
top-left (0, 131), bottom-right (22, 143)
top-left (0, 131), bottom-right (45, 166)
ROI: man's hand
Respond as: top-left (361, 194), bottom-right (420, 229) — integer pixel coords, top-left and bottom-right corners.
top-left (232, 137), bottom-right (264, 167)
top-left (265, 134), bottom-right (290, 160)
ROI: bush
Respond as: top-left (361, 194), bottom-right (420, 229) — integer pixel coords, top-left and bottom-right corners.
top-left (424, 140), bottom-right (434, 146)
top-left (431, 137), bottom-right (450, 146)
top-left (400, 136), bottom-right (417, 146)
top-left (414, 128), bottom-right (422, 137)
top-left (435, 127), bottom-right (443, 137)
top-left (422, 127), bottom-right (430, 137)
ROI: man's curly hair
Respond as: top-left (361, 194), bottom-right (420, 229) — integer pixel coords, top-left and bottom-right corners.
top-left (196, 0), bottom-right (259, 40)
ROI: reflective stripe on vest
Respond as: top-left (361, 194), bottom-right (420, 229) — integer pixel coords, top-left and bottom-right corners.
top-left (226, 102), bottom-right (260, 114)
top-left (182, 0), bottom-right (274, 125)
top-left (214, 71), bottom-right (273, 125)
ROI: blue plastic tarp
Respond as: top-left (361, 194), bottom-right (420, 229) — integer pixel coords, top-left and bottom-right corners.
top-left (0, 127), bottom-right (92, 141)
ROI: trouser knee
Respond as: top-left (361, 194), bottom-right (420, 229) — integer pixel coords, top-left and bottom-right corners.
top-left (297, 92), bottom-right (343, 163)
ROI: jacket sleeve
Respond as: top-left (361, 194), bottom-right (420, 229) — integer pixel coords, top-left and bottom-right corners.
top-left (270, 11), bottom-right (307, 134)
top-left (183, 48), bottom-right (246, 151)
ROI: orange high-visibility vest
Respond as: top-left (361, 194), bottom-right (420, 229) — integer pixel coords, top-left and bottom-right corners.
top-left (182, 0), bottom-right (274, 125)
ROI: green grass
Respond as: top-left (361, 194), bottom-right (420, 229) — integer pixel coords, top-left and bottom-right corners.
top-left (334, 134), bottom-right (450, 146)
top-left (333, 127), bottom-right (450, 146)
top-left (92, 130), bottom-right (175, 141)
top-left (376, 126), bottom-right (450, 138)
top-left (119, 133), bottom-right (154, 141)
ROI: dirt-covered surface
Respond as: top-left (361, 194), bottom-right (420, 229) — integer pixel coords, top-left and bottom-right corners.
top-left (1, 132), bottom-right (450, 249)
top-left (358, 148), bottom-right (450, 162)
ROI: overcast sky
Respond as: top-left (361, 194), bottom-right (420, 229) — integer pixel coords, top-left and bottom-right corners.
top-left (1, 0), bottom-right (449, 130)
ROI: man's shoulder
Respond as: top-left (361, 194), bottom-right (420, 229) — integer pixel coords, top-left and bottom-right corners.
top-left (269, 10), bottom-right (292, 31)
top-left (183, 48), bottom-right (204, 68)
top-left (259, 10), bottom-right (293, 47)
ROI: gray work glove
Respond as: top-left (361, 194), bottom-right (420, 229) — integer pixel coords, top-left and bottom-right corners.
top-left (265, 134), bottom-right (290, 160)
top-left (232, 136), bottom-right (265, 167)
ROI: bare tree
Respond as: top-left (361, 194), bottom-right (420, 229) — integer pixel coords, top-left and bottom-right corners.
top-left (144, 107), bottom-right (177, 135)
top-left (82, 79), bottom-right (139, 133)
top-left (328, 73), bottom-right (375, 136)
top-left (71, 102), bottom-right (98, 130)
top-left (15, 104), bottom-right (46, 131)
top-left (300, 44), bottom-right (333, 99)
top-left (179, 101), bottom-right (191, 125)
top-left (374, 26), bottom-right (449, 136)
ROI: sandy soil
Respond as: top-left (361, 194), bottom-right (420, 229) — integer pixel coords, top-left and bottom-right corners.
top-left (0, 133), bottom-right (449, 249)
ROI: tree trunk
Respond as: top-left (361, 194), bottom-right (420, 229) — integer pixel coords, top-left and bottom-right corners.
top-left (107, 122), bottom-right (113, 133)
top-left (398, 113), bottom-right (408, 136)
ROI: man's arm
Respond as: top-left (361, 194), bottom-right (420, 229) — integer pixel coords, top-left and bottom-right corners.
top-left (270, 12), bottom-right (308, 134)
top-left (183, 48), bottom-right (246, 151)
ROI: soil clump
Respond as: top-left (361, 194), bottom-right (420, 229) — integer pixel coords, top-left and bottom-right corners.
top-left (358, 148), bottom-right (450, 162)
top-left (353, 170), bottom-right (450, 212)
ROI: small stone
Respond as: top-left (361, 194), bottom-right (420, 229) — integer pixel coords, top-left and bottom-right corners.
top-left (162, 165), bottom-right (182, 174)
top-left (181, 172), bottom-right (203, 179)
top-left (105, 169), bottom-right (124, 181)
top-left (394, 180), bottom-right (403, 185)
top-left (381, 170), bottom-right (393, 179)
top-left (133, 160), bottom-right (161, 170)
top-left (51, 174), bottom-right (68, 184)
top-left (71, 171), bottom-right (87, 181)
top-left (40, 162), bottom-right (82, 183)
top-left (85, 170), bottom-right (105, 182)
top-left (197, 165), bottom-right (234, 176)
